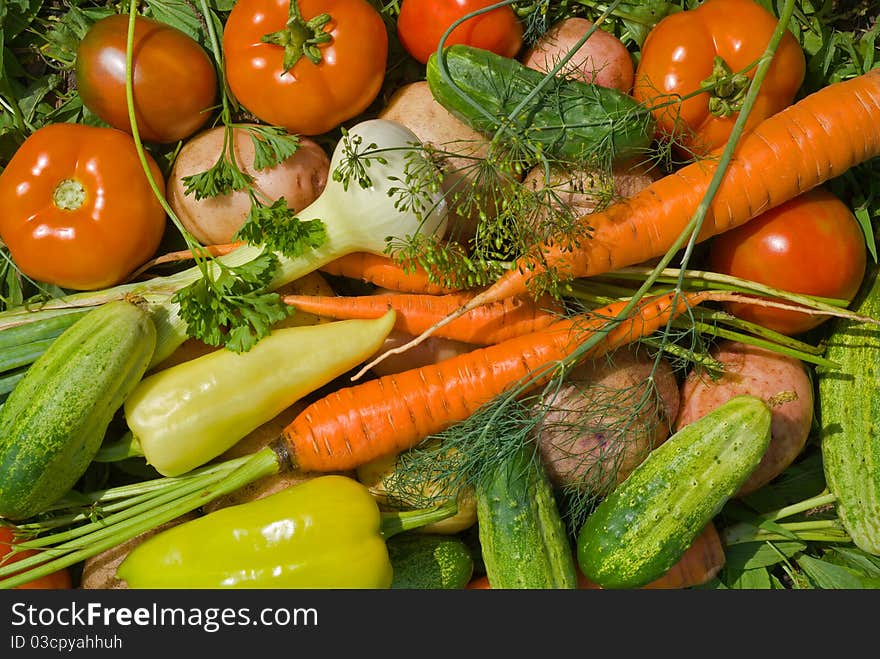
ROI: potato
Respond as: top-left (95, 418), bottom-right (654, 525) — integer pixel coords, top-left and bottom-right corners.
top-left (534, 346), bottom-right (680, 493)
top-left (675, 340), bottom-right (814, 496)
top-left (521, 17), bottom-right (635, 93)
top-left (521, 157), bottom-right (660, 235)
top-left (379, 81), bottom-right (498, 243)
top-left (79, 512), bottom-right (200, 589)
top-left (167, 124), bottom-right (330, 245)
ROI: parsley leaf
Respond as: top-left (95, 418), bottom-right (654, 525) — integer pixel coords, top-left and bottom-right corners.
top-left (181, 148), bottom-right (254, 200)
top-left (234, 197), bottom-right (328, 259)
top-left (244, 124), bottom-right (301, 170)
top-left (172, 250), bottom-right (292, 353)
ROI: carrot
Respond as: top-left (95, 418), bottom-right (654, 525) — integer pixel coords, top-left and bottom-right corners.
top-left (394, 69), bottom-right (880, 352)
top-left (319, 252), bottom-right (460, 294)
top-left (281, 291), bottom-right (563, 345)
top-left (281, 290), bottom-right (714, 473)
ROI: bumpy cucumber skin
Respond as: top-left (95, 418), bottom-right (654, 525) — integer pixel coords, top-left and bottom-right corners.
top-left (426, 45), bottom-right (654, 164)
top-left (819, 259), bottom-right (880, 555)
top-left (388, 534), bottom-right (474, 589)
top-left (476, 446), bottom-right (578, 589)
top-left (578, 395), bottom-right (771, 589)
top-left (0, 301), bottom-right (156, 520)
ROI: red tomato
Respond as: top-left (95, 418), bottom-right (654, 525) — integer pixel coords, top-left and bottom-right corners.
top-left (397, 0), bottom-right (524, 66)
top-left (0, 526), bottom-right (72, 589)
top-left (75, 15), bottom-right (218, 144)
top-left (0, 124), bottom-right (167, 291)
top-left (632, 0), bottom-right (805, 156)
top-left (708, 188), bottom-right (867, 336)
top-left (222, 0), bottom-right (388, 136)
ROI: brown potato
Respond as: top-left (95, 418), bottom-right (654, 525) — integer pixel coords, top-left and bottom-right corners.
top-left (521, 17), bottom-right (635, 92)
top-left (534, 346), bottom-right (680, 493)
top-left (79, 512), bottom-right (200, 589)
top-left (521, 157), bottom-right (660, 236)
top-left (167, 124), bottom-right (330, 245)
top-left (675, 340), bottom-right (814, 496)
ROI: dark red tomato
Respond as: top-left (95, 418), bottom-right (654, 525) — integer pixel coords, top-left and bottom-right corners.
top-left (708, 188), bottom-right (867, 336)
top-left (397, 0), bottom-right (524, 65)
top-left (0, 526), bottom-right (72, 589)
top-left (75, 14), bottom-right (218, 144)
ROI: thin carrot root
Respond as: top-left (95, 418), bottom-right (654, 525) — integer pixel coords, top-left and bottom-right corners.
top-left (319, 252), bottom-right (461, 294)
top-left (707, 292), bottom-right (880, 326)
top-left (126, 242), bottom-right (245, 282)
top-left (381, 69), bottom-right (880, 366)
top-left (283, 290), bottom-right (714, 473)
top-left (282, 290), bottom-right (564, 346)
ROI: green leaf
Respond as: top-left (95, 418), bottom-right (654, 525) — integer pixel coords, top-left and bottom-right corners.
top-left (826, 547), bottom-right (880, 578)
top-left (182, 153), bottom-right (253, 200)
top-left (725, 541), bottom-right (807, 572)
top-left (172, 251), bottom-right (292, 353)
top-left (245, 125), bottom-right (300, 171)
top-left (235, 197), bottom-right (327, 260)
top-left (797, 555), bottom-right (880, 589)
top-left (146, 0), bottom-right (209, 45)
top-left (726, 567), bottom-right (773, 590)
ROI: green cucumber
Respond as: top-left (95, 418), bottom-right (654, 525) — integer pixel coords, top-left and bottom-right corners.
top-left (476, 445), bottom-right (577, 589)
top-left (819, 257), bottom-right (880, 554)
top-left (388, 534), bottom-right (474, 589)
top-left (426, 44), bottom-right (654, 165)
top-left (0, 300), bottom-right (156, 520)
top-left (578, 395), bottom-right (772, 589)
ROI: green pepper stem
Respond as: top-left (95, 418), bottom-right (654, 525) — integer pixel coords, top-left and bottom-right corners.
top-left (379, 501), bottom-right (458, 540)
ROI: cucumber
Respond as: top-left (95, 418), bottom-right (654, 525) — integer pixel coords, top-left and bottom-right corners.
top-left (476, 444), bottom-right (577, 589)
top-left (0, 300), bottom-right (156, 520)
top-left (819, 256), bottom-right (880, 555)
top-left (426, 44), bottom-right (654, 165)
top-left (578, 395), bottom-right (772, 589)
top-left (388, 534), bottom-right (474, 589)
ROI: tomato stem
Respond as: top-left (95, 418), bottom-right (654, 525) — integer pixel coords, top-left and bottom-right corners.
top-left (261, 0), bottom-right (332, 72)
top-left (702, 55), bottom-right (751, 117)
top-left (52, 179), bottom-right (85, 211)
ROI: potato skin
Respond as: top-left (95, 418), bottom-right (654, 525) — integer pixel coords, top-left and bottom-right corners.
top-left (535, 346), bottom-right (680, 493)
top-left (675, 341), bottom-right (814, 496)
top-left (521, 17), bottom-right (635, 92)
top-left (167, 125), bottom-right (330, 245)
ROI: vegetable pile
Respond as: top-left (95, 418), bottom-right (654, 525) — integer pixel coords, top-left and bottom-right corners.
top-left (0, 0), bottom-right (878, 591)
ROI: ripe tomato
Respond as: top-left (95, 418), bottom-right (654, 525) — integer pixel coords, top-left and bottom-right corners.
top-left (397, 0), bottom-right (524, 66)
top-left (0, 124), bottom-right (167, 291)
top-left (75, 15), bottom-right (218, 144)
top-left (0, 526), bottom-right (72, 589)
top-left (223, 0), bottom-right (388, 136)
top-left (632, 0), bottom-right (805, 157)
top-left (708, 188), bottom-right (867, 336)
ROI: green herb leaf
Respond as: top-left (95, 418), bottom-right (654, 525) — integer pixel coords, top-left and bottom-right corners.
top-left (182, 153), bottom-right (253, 200)
top-left (235, 197), bottom-right (327, 259)
top-left (725, 541), bottom-right (806, 572)
top-left (797, 554), bottom-right (880, 589)
top-left (172, 251), bottom-right (291, 353)
top-left (726, 566), bottom-right (773, 589)
top-left (244, 124), bottom-right (300, 171)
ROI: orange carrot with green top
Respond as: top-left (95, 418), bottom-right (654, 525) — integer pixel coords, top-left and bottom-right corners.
top-left (281, 290), bottom-right (714, 472)
top-left (392, 69), bottom-right (880, 352)
top-left (282, 290), bottom-right (563, 345)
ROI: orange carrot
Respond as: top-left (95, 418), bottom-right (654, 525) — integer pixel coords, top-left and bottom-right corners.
top-left (319, 252), bottom-right (460, 294)
top-left (282, 290), bottom-right (713, 473)
top-left (281, 291), bottom-right (563, 345)
top-left (395, 70), bottom-right (880, 352)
